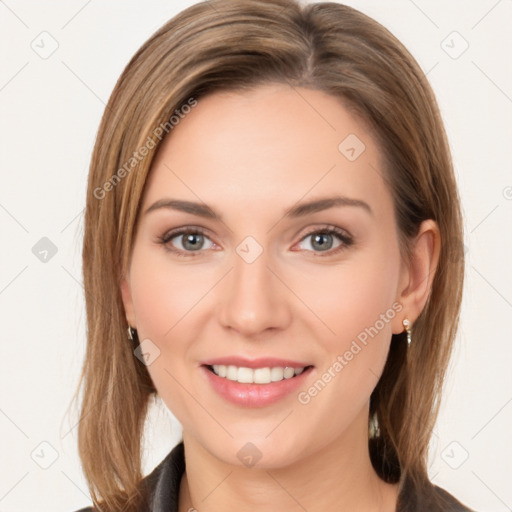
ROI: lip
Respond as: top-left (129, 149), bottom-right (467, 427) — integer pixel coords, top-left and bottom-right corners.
top-left (200, 362), bottom-right (314, 408)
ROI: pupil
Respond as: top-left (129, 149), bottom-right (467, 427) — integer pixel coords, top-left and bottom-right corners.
top-left (312, 233), bottom-right (332, 251)
top-left (184, 233), bottom-right (203, 251)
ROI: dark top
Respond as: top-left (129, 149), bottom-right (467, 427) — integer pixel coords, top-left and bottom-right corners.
top-left (75, 441), bottom-right (475, 511)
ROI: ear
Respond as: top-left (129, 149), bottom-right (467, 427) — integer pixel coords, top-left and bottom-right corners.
top-left (120, 273), bottom-right (137, 328)
top-left (392, 219), bottom-right (441, 334)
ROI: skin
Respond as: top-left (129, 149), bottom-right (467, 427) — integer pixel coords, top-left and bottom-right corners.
top-left (121, 84), bottom-right (440, 512)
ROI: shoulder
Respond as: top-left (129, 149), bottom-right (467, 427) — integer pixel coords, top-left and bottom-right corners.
top-left (71, 441), bottom-right (185, 512)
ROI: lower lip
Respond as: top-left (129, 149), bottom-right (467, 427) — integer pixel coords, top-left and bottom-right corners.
top-left (201, 366), bottom-right (313, 407)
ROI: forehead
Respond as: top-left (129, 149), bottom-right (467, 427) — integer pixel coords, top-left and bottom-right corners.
top-left (142, 84), bottom-right (391, 219)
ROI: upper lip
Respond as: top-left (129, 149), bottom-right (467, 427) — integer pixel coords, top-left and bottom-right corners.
top-left (201, 356), bottom-right (313, 369)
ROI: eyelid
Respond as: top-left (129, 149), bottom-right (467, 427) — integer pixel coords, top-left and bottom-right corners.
top-left (297, 224), bottom-right (352, 242)
top-left (161, 225), bottom-right (210, 241)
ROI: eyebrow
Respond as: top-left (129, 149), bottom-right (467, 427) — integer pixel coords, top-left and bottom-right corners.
top-left (144, 195), bottom-right (373, 220)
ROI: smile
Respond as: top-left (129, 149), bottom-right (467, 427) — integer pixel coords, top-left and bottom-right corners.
top-left (201, 356), bottom-right (314, 406)
top-left (207, 364), bottom-right (308, 384)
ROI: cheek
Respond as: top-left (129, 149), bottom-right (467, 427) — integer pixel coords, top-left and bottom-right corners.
top-left (294, 242), bottom-right (401, 401)
top-left (127, 245), bottom-right (223, 391)
top-left (297, 249), bottom-right (400, 347)
top-left (290, 255), bottom-right (400, 435)
top-left (129, 245), bottom-right (215, 339)
top-left (127, 248), bottom-right (211, 415)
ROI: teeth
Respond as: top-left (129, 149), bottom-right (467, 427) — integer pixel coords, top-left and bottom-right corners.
top-left (283, 367), bottom-right (295, 379)
top-left (237, 367), bottom-right (253, 383)
top-left (210, 365), bottom-right (306, 384)
top-left (254, 367), bottom-right (271, 384)
top-left (226, 365), bottom-right (238, 381)
top-left (271, 367), bottom-right (284, 382)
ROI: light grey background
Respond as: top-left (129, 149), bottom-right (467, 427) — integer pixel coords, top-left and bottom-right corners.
top-left (0, 1), bottom-right (511, 511)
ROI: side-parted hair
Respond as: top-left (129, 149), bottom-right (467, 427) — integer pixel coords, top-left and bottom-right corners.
top-left (77, 1), bottom-right (464, 510)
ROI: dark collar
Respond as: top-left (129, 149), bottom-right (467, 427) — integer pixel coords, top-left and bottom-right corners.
top-left (142, 441), bottom-right (475, 512)
top-left (144, 441), bottom-right (185, 512)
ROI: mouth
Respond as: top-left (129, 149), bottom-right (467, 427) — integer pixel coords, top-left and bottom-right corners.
top-left (200, 358), bottom-right (315, 407)
top-left (200, 356), bottom-right (315, 407)
top-left (204, 364), bottom-right (313, 384)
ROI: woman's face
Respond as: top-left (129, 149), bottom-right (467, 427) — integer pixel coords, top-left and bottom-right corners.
top-left (121, 84), bottom-right (409, 468)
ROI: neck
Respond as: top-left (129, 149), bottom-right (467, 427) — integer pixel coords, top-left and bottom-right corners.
top-left (178, 410), bottom-right (399, 512)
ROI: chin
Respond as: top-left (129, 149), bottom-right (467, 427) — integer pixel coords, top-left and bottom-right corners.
top-left (208, 431), bottom-right (309, 470)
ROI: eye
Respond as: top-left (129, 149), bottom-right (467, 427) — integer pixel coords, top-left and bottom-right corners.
top-left (295, 226), bottom-right (353, 256)
top-left (158, 227), bottom-right (216, 257)
top-left (157, 225), bottom-right (354, 258)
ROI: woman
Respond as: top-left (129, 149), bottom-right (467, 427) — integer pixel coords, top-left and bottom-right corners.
top-left (74, 0), bottom-right (474, 510)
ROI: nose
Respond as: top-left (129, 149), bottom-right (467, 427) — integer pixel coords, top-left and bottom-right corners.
top-left (216, 245), bottom-right (292, 337)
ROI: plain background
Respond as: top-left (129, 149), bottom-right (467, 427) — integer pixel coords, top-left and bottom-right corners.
top-left (0, 1), bottom-right (511, 511)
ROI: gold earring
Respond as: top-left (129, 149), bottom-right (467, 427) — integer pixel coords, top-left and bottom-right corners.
top-left (402, 318), bottom-right (412, 345)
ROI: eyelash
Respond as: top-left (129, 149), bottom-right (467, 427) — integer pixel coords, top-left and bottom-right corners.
top-left (157, 225), bottom-right (354, 258)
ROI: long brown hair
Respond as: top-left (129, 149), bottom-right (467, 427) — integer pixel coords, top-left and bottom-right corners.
top-left (76, 0), bottom-right (465, 509)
